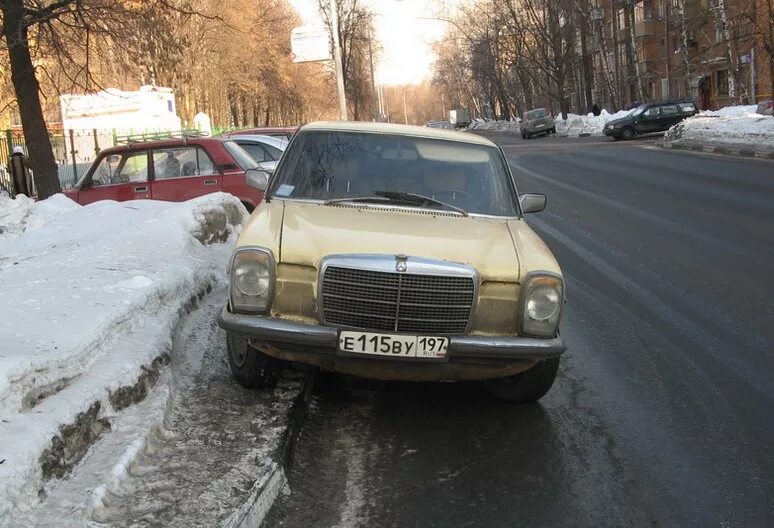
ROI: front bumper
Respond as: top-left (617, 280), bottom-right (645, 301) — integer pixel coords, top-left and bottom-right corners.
top-left (217, 306), bottom-right (565, 361)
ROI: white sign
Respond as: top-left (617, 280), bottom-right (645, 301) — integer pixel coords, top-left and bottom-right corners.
top-left (291, 26), bottom-right (331, 63)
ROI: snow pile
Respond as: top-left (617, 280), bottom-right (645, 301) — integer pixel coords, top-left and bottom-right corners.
top-left (665, 105), bottom-right (774, 148)
top-left (468, 109), bottom-right (631, 137)
top-left (555, 109), bottom-right (631, 137)
top-left (0, 193), bottom-right (79, 239)
top-left (467, 118), bottom-right (521, 133)
top-left (699, 104), bottom-right (760, 118)
top-left (0, 193), bottom-right (245, 520)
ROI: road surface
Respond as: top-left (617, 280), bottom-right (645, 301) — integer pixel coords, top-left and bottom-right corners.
top-left (265, 134), bottom-right (774, 528)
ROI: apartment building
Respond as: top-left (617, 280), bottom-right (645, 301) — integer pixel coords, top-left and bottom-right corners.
top-left (589, 0), bottom-right (772, 110)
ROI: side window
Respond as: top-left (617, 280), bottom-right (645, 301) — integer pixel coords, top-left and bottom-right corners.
top-left (116, 151), bottom-right (149, 183)
top-left (263, 144), bottom-right (284, 161)
top-left (660, 105), bottom-right (679, 116)
top-left (643, 107), bottom-right (660, 117)
top-left (152, 147), bottom-right (215, 179)
top-left (238, 143), bottom-right (269, 162)
top-left (196, 148), bottom-right (216, 174)
top-left (90, 154), bottom-right (122, 186)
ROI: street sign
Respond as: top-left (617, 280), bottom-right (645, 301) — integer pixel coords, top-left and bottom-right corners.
top-left (290, 26), bottom-right (331, 63)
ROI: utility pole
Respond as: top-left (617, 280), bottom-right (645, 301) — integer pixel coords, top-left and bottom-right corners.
top-left (330, 0), bottom-right (348, 120)
top-left (368, 27), bottom-right (378, 121)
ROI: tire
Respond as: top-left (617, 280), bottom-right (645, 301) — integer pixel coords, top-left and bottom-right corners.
top-left (487, 357), bottom-right (559, 403)
top-left (621, 127), bottom-right (634, 140)
top-left (226, 331), bottom-right (278, 389)
top-left (521, 131), bottom-right (526, 140)
top-left (550, 127), bottom-right (556, 134)
top-left (525, 132), bottom-right (532, 140)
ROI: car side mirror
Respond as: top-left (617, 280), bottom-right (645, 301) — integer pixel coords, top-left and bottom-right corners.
top-left (245, 169), bottom-right (270, 191)
top-left (520, 193), bottom-right (546, 213)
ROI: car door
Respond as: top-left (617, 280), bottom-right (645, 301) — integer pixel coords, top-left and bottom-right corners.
top-left (150, 146), bottom-right (221, 202)
top-left (76, 150), bottom-right (151, 205)
top-left (658, 104), bottom-right (681, 131)
top-left (636, 106), bottom-right (661, 134)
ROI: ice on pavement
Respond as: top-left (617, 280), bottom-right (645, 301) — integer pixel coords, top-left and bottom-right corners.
top-left (0, 192), bottom-right (245, 522)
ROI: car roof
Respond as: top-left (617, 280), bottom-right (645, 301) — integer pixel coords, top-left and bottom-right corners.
top-left (300, 121), bottom-right (497, 147)
top-left (223, 126), bottom-right (297, 136)
top-left (97, 136), bottom-right (228, 155)
top-left (230, 135), bottom-right (288, 148)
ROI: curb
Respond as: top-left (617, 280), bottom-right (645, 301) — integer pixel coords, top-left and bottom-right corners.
top-left (224, 368), bottom-right (317, 528)
top-left (656, 140), bottom-right (774, 160)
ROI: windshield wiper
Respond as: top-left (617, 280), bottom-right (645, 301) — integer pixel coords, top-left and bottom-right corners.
top-left (374, 191), bottom-right (468, 216)
top-left (324, 191), bottom-right (467, 216)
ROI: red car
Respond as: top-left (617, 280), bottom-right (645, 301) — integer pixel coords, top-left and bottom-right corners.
top-left (219, 126), bottom-right (298, 141)
top-left (64, 136), bottom-right (265, 212)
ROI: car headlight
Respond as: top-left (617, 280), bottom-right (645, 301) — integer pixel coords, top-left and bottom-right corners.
top-left (520, 273), bottom-right (563, 337)
top-left (229, 247), bottom-right (275, 314)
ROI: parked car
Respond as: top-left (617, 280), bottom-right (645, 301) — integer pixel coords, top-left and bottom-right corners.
top-left (756, 99), bottom-right (773, 116)
top-left (220, 127), bottom-right (298, 141)
top-left (64, 134), bottom-right (266, 212)
top-left (229, 135), bottom-right (288, 173)
top-left (520, 108), bottom-right (556, 139)
top-left (604, 100), bottom-right (699, 140)
top-left (217, 121), bottom-right (566, 402)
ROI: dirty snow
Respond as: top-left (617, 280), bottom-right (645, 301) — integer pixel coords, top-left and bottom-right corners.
top-left (665, 105), bottom-right (774, 148)
top-left (468, 109), bottom-right (631, 137)
top-left (0, 192), bottom-right (245, 522)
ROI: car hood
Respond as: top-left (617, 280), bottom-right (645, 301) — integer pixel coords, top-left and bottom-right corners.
top-left (606, 115), bottom-right (633, 126)
top-left (277, 200), bottom-right (522, 282)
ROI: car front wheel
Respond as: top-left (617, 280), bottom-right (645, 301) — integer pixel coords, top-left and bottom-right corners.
top-left (621, 127), bottom-right (634, 140)
top-left (226, 331), bottom-right (278, 389)
top-left (487, 357), bottom-right (559, 402)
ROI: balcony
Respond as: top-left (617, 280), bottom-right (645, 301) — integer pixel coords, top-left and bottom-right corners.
top-left (634, 19), bottom-right (659, 38)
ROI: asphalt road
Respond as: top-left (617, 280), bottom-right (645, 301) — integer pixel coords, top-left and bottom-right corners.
top-left (265, 134), bottom-right (774, 528)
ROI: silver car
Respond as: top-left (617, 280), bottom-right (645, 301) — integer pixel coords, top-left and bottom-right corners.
top-left (520, 108), bottom-right (556, 139)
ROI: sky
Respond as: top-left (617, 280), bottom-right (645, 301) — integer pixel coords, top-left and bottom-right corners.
top-left (288, 0), bottom-right (451, 86)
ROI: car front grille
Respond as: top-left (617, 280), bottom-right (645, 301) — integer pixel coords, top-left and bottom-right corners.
top-left (321, 266), bottom-right (475, 334)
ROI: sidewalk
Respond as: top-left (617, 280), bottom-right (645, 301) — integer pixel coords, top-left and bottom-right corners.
top-left (656, 138), bottom-right (774, 160)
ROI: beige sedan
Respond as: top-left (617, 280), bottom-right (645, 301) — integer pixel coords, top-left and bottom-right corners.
top-left (218, 121), bottom-right (565, 402)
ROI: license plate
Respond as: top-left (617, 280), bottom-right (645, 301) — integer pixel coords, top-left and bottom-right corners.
top-left (338, 331), bottom-right (448, 359)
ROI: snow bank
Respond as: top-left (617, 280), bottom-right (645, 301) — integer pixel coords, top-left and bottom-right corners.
top-left (665, 105), bottom-right (773, 148)
top-left (699, 104), bottom-right (760, 118)
top-left (555, 109), bottom-right (630, 137)
top-left (0, 193), bottom-right (245, 520)
top-left (467, 109), bottom-right (631, 137)
top-left (467, 118), bottom-right (521, 133)
top-left (0, 193), bottom-right (79, 239)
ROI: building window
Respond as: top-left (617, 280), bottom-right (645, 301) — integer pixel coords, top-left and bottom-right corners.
top-left (617, 8), bottom-right (627, 29)
top-left (716, 69), bottom-right (729, 95)
top-left (635, 1), bottom-right (652, 23)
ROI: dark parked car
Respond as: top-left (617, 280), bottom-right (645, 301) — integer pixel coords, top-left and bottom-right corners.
top-left (604, 101), bottom-right (699, 140)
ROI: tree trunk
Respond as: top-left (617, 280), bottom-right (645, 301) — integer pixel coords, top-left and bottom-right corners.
top-left (1, 0), bottom-right (61, 199)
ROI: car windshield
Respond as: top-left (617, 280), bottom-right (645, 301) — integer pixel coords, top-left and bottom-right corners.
top-left (530, 109), bottom-right (549, 118)
top-left (630, 105), bottom-right (648, 116)
top-left (223, 140), bottom-right (259, 170)
top-left (267, 131), bottom-right (519, 216)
